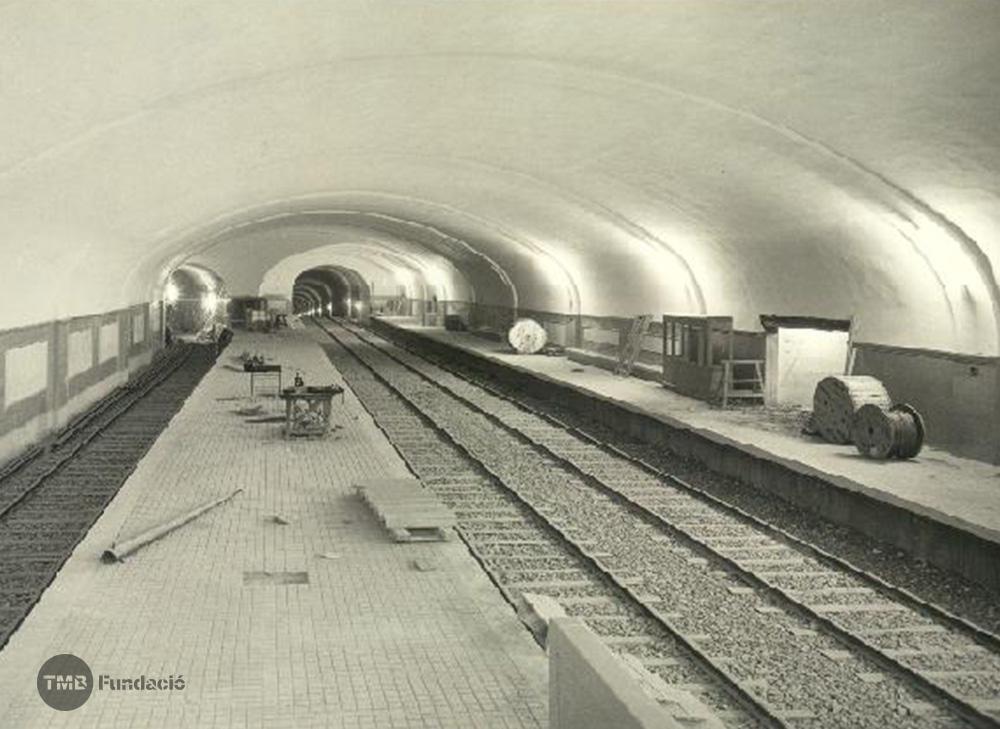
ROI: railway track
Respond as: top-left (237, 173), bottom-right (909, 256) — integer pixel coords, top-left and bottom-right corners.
top-left (318, 318), bottom-right (1000, 728)
top-left (317, 324), bottom-right (777, 728)
top-left (0, 342), bottom-right (218, 649)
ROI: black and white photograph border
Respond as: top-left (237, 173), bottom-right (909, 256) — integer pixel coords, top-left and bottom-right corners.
top-left (0, 2), bottom-right (998, 728)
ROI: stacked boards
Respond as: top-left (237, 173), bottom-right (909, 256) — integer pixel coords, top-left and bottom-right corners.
top-left (355, 478), bottom-right (456, 542)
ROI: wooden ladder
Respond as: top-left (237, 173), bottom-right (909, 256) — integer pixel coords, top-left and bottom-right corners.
top-left (721, 359), bottom-right (765, 407)
top-left (615, 315), bottom-right (652, 376)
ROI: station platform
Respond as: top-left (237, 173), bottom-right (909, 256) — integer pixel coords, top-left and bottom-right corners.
top-left (370, 317), bottom-right (1000, 592)
top-left (0, 328), bottom-right (547, 729)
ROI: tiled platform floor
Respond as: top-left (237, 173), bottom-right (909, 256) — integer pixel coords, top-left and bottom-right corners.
top-left (382, 318), bottom-right (1000, 546)
top-left (0, 328), bottom-right (547, 729)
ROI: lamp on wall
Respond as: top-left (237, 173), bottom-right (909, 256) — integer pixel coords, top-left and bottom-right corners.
top-left (201, 292), bottom-right (219, 313)
top-left (164, 281), bottom-right (179, 305)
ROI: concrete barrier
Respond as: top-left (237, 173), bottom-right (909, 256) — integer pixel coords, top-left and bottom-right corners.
top-left (517, 592), bottom-right (566, 645)
top-left (549, 618), bottom-right (721, 729)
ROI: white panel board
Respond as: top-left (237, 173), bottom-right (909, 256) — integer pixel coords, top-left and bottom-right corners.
top-left (99, 322), bottom-right (119, 363)
top-left (4, 341), bottom-right (48, 407)
top-left (132, 311), bottom-right (145, 344)
top-left (150, 303), bottom-right (161, 332)
top-left (67, 329), bottom-right (94, 378)
top-left (771, 328), bottom-right (850, 407)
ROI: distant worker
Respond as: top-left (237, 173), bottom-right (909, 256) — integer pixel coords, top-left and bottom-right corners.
top-left (216, 326), bottom-right (233, 354)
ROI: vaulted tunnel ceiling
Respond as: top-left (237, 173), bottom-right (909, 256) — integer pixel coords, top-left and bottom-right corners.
top-left (293, 266), bottom-right (370, 316)
top-left (2, 1), bottom-right (999, 353)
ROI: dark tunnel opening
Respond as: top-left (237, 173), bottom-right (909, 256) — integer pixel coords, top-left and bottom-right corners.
top-left (293, 266), bottom-right (371, 321)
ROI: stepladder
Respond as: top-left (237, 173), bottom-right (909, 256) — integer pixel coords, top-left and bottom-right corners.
top-left (720, 359), bottom-right (765, 407)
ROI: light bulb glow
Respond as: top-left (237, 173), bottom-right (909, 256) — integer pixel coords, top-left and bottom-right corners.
top-left (164, 282), bottom-right (179, 304)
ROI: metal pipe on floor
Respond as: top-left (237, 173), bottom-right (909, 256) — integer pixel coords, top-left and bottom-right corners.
top-left (102, 489), bottom-right (243, 563)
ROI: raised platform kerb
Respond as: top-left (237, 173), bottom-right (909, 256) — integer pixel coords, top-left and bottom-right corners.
top-left (371, 317), bottom-right (1000, 591)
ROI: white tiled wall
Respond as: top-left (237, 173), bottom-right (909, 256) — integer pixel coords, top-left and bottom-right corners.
top-left (4, 340), bottom-right (48, 407)
top-left (99, 321), bottom-right (119, 363)
top-left (67, 329), bottom-right (93, 378)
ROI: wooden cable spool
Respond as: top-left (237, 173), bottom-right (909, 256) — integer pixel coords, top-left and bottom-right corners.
top-left (508, 318), bottom-right (548, 354)
top-left (811, 375), bottom-right (892, 444)
top-left (851, 403), bottom-right (925, 460)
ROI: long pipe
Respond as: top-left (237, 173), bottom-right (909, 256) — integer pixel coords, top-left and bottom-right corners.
top-left (102, 489), bottom-right (243, 563)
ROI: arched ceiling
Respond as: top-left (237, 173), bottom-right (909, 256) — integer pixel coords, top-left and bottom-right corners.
top-left (292, 265), bottom-right (371, 316)
top-left (189, 219), bottom-right (479, 303)
top-left (1, 1), bottom-right (998, 353)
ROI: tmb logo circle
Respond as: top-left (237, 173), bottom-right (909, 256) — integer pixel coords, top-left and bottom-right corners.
top-left (37, 654), bottom-right (93, 711)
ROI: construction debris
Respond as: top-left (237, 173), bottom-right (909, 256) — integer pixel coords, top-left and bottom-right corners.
top-left (102, 489), bottom-right (242, 563)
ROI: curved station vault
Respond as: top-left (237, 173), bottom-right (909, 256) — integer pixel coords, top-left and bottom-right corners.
top-left (2, 5), bottom-right (1000, 729)
top-left (1, 2), bottom-right (999, 462)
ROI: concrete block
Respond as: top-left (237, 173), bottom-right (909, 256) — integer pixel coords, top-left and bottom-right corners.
top-left (518, 592), bottom-right (567, 644)
top-left (549, 617), bottom-right (690, 729)
top-left (618, 653), bottom-right (726, 729)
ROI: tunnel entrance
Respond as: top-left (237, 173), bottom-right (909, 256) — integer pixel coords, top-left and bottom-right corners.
top-left (293, 266), bottom-right (371, 321)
